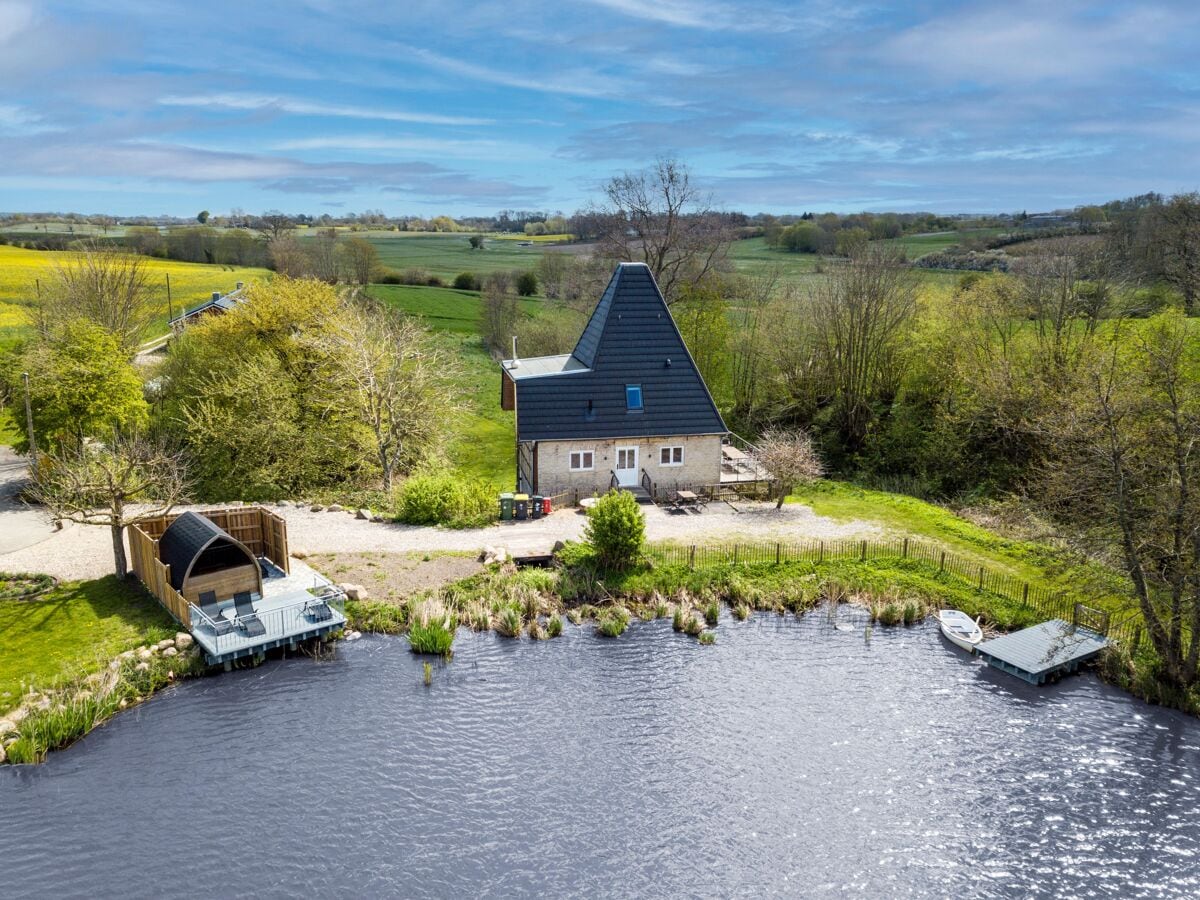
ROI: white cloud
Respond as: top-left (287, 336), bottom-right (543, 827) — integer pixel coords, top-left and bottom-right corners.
top-left (157, 93), bottom-right (492, 126)
top-left (400, 45), bottom-right (630, 99)
top-left (272, 135), bottom-right (536, 160)
top-left (0, 0), bottom-right (33, 44)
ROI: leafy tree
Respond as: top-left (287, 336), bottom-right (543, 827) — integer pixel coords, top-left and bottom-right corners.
top-left (159, 278), bottom-right (373, 499)
top-left (196, 210), bottom-right (210, 224)
top-left (468, 234), bottom-right (485, 250)
top-left (1043, 313), bottom-right (1200, 692)
top-left (672, 282), bottom-right (731, 405)
top-left (584, 489), bottom-right (645, 570)
top-left (757, 428), bottom-right (824, 508)
top-left (14, 321), bottom-right (148, 451)
top-left (516, 271), bottom-right (538, 297)
top-left (28, 436), bottom-right (189, 578)
top-left (453, 272), bottom-right (479, 291)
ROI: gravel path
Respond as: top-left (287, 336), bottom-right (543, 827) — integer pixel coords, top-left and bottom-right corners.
top-left (0, 496), bottom-right (880, 582)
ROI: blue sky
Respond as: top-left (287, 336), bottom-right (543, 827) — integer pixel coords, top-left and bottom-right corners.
top-left (1, 0), bottom-right (1198, 217)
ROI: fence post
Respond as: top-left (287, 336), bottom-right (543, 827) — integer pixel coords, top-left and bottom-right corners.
top-left (733, 544), bottom-right (739, 566)
top-left (819, 541), bottom-right (824, 563)
top-left (689, 545), bottom-right (696, 570)
top-left (902, 538), bottom-right (909, 559)
top-left (1022, 583), bottom-right (1029, 606)
top-left (775, 542), bottom-right (781, 565)
top-left (860, 540), bottom-right (867, 562)
top-left (939, 551), bottom-right (945, 573)
top-left (978, 567), bottom-right (984, 590)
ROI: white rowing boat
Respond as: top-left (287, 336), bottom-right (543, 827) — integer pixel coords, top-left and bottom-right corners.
top-left (936, 609), bottom-right (983, 653)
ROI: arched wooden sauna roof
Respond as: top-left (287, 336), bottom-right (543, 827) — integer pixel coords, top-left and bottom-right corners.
top-left (158, 511), bottom-right (260, 594)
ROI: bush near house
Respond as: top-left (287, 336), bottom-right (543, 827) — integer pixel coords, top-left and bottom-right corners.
top-left (583, 489), bottom-right (646, 570)
top-left (394, 471), bottom-right (495, 528)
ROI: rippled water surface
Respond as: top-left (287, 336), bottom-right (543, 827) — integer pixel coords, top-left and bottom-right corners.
top-left (3, 609), bottom-right (1200, 898)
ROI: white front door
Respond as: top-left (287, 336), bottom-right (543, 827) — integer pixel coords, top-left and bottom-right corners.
top-left (615, 446), bottom-right (639, 486)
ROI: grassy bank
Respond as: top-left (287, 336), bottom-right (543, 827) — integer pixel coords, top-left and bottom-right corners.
top-left (0, 576), bottom-right (177, 715)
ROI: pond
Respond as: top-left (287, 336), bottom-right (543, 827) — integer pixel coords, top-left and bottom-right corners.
top-left (3, 609), bottom-right (1199, 898)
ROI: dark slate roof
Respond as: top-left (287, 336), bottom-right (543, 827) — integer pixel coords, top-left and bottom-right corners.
top-left (504, 263), bottom-right (727, 441)
top-left (170, 289), bottom-right (244, 325)
top-left (158, 511), bottom-right (241, 591)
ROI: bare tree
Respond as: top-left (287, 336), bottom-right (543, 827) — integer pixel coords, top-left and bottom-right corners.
top-left (757, 428), bottom-right (824, 508)
top-left (1042, 314), bottom-right (1200, 691)
top-left (255, 210), bottom-right (295, 240)
top-left (321, 297), bottom-right (451, 490)
top-left (39, 243), bottom-right (157, 353)
top-left (1158, 193), bottom-right (1200, 315)
top-left (481, 276), bottom-right (520, 354)
top-left (27, 436), bottom-right (189, 578)
top-left (594, 157), bottom-right (732, 303)
top-left (341, 236), bottom-right (381, 285)
top-left (809, 245), bottom-right (918, 451)
top-left (307, 228), bottom-right (341, 284)
top-left (268, 233), bottom-right (309, 278)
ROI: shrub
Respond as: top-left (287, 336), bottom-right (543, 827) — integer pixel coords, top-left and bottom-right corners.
top-left (684, 615), bottom-right (704, 637)
top-left (596, 605), bottom-right (630, 638)
top-left (699, 631), bottom-right (716, 646)
top-left (495, 605), bottom-right (522, 638)
top-left (516, 271), bottom-right (538, 296)
top-left (547, 613), bottom-right (563, 637)
top-left (733, 602), bottom-right (750, 621)
top-left (583, 490), bottom-right (645, 570)
top-left (378, 270), bottom-right (403, 284)
top-left (407, 601), bottom-right (456, 655)
top-left (426, 275), bottom-right (444, 287)
top-left (703, 599), bottom-right (720, 626)
top-left (453, 272), bottom-right (479, 291)
top-left (528, 618), bottom-right (546, 640)
top-left (401, 267), bottom-right (432, 285)
top-left (394, 472), bottom-right (495, 528)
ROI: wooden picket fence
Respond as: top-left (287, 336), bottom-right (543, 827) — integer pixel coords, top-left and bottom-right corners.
top-left (653, 537), bottom-right (1147, 650)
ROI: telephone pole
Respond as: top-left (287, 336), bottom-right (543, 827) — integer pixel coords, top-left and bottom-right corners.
top-left (21, 372), bottom-right (36, 459)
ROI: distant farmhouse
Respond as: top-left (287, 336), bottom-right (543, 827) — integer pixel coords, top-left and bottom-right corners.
top-left (169, 282), bottom-right (247, 332)
top-left (501, 262), bottom-right (764, 499)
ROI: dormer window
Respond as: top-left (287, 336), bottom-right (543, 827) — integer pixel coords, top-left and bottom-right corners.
top-left (626, 384), bottom-right (643, 412)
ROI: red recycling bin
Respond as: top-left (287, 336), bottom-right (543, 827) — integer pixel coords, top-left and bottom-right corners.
top-left (542, 496), bottom-right (553, 515)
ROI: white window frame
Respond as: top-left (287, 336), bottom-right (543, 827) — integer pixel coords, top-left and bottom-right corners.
top-left (569, 449), bottom-right (595, 472)
top-left (659, 445), bottom-right (684, 467)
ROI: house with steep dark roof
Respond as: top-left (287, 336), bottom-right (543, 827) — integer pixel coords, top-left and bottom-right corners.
top-left (168, 282), bottom-right (247, 332)
top-left (500, 262), bottom-right (730, 496)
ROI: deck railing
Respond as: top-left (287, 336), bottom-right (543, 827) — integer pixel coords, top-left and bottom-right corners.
top-left (188, 590), bottom-right (346, 657)
top-left (651, 537), bottom-right (1145, 650)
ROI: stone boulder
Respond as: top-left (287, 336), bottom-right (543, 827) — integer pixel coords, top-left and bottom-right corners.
top-left (137, 647), bottom-right (154, 660)
top-left (355, 508), bottom-right (371, 520)
top-left (175, 632), bottom-right (194, 649)
top-left (0, 719), bottom-right (15, 738)
top-left (162, 647), bottom-right (178, 658)
top-left (327, 504), bottom-right (344, 513)
top-left (339, 583), bottom-right (368, 601)
top-left (156, 638), bottom-right (175, 651)
top-left (481, 545), bottom-right (509, 565)
top-left (291, 547), bottom-right (309, 560)
top-left (309, 505), bottom-right (325, 513)
top-left (371, 513), bottom-right (386, 523)
top-left (135, 662), bottom-right (150, 672)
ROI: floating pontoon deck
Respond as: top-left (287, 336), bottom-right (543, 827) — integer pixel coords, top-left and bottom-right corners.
top-left (976, 619), bottom-right (1109, 685)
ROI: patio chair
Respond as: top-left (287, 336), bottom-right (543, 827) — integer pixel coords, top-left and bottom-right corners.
top-left (233, 591), bottom-right (266, 637)
top-left (197, 590), bottom-right (233, 636)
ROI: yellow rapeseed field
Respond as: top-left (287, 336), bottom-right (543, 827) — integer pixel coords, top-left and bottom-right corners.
top-left (0, 245), bottom-right (271, 337)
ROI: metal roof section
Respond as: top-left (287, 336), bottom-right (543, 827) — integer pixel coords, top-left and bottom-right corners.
top-left (158, 511), bottom-right (254, 592)
top-left (507, 263), bottom-right (728, 441)
top-left (501, 353), bottom-right (589, 380)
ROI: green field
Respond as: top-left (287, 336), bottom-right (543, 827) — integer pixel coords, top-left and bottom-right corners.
top-left (367, 283), bottom-right (546, 332)
top-left (728, 236), bottom-right (963, 288)
top-left (0, 576), bottom-right (176, 714)
top-left (344, 231), bottom-right (556, 280)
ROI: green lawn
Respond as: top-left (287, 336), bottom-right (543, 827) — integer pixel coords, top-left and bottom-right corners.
top-left (435, 332), bottom-right (514, 489)
top-left (728, 236), bottom-right (972, 288)
top-left (788, 481), bottom-right (1131, 604)
top-left (0, 575), bottom-right (177, 714)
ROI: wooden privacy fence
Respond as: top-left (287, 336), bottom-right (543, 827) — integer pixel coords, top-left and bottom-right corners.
top-left (654, 537), bottom-right (1146, 650)
top-left (136, 506), bottom-right (290, 574)
top-left (128, 522), bottom-right (190, 625)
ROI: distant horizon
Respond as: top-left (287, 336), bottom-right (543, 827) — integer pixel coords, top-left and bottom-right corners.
top-left (2, 1), bottom-right (1198, 217)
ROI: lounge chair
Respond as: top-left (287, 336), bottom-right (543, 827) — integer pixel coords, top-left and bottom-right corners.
top-left (305, 599), bottom-right (332, 622)
top-left (233, 591), bottom-right (266, 637)
top-left (197, 590), bottom-right (233, 636)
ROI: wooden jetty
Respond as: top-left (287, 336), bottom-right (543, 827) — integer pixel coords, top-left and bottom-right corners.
top-left (976, 618), bottom-right (1110, 685)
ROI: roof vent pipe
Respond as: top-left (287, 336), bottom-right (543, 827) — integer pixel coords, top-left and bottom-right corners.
top-left (235, 281), bottom-right (243, 290)
top-left (511, 335), bottom-right (519, 366)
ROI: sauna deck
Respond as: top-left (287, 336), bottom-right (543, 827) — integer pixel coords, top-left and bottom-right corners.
top-left (976, 619), bottom-right (1109, 685)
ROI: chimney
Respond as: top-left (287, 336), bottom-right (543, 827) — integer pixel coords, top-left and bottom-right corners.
top-left (511, 335), bottom-right (519, 366)
top-left (235, 281), bottom-right (243, 290)
top-left (211, 291), bottom-right (221, 302)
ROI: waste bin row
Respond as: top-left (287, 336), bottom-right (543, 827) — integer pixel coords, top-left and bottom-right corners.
top-left (499, 492), bottom-right (552, 521)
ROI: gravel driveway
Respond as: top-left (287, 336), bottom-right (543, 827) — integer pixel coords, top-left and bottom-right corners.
top-left (0, 495), bottom-right (879, 582)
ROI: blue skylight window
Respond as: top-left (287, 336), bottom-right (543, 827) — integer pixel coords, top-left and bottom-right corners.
top-left (626, 384), bottom-right (644, 411)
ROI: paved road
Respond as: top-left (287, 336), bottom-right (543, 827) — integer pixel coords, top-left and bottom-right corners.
top-left (0, 449), bottom-right (56, 554)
